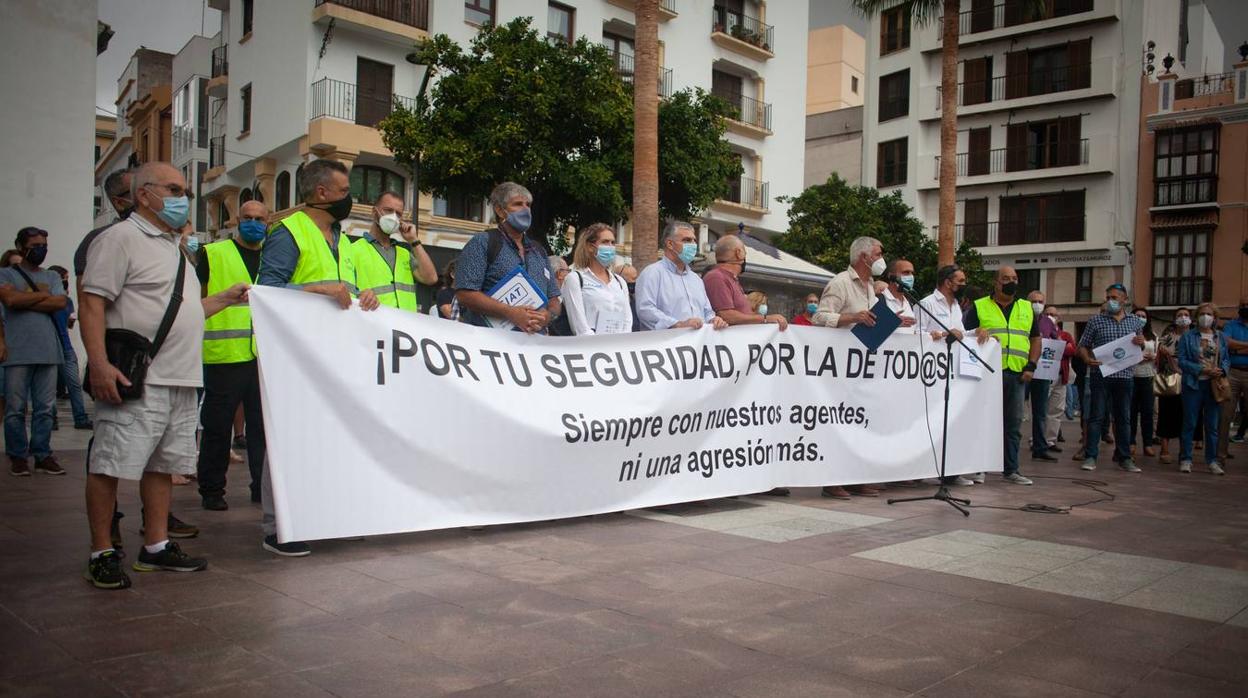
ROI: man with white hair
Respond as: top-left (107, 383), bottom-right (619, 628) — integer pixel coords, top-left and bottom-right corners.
top-left (811, 236), bottom-right (887, 499)
top-left (635, 221), bottom-right (727, 331)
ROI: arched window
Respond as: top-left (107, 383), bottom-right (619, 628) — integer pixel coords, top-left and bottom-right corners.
top-left (239, 187), bottom-right (253, 206)
top-left (349, 165), bottom-right (405, 205)
top-left (217, 199), bottom-right (228, 228)
top-left (275, 170), bottom-right (291, 211)
top-left (294, 164), bottom-right (304, 203)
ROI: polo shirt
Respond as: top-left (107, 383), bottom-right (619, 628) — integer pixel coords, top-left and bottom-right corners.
top-left (453, 228), bottom-right (560, 328)
top-left (703, 265), bottom-right (751, 315)
top-left (1223, 318), bottom-right (1248, 368)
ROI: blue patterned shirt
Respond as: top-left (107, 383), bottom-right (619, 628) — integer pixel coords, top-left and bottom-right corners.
top-left (1079, 311), bottom-right (1145, 380)
top-left (453, 229), bottom-right (559, 328)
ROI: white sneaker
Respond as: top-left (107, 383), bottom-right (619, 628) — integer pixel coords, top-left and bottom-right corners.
top-left (952, 476), bottom-right (975, 486)
top-left (971, 472), bottom-right (986, 484)
top-left (1080, 459), bottom-right (1097, 471)
top-left (1004, 473), bottom-right (1033, 485)
top-left (1118, 458), bottom-right (1141, 473)
top-left (1179, 461), bottom-right (1193, 473)
top-left (1210, 462), bottom-right (1225, 476)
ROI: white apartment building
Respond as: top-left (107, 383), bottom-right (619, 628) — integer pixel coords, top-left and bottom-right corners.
top-left (862, 0), bottom-right (1225, 321)
top-left (171, 35), bottom-right (217, 239)
top-left (198, 0), bottom-right (808, 268)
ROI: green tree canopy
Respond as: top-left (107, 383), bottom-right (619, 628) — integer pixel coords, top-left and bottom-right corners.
top-left (379, 18), bottom-right (740, 252)
top-left (773, 174), bottom-right (990, 294)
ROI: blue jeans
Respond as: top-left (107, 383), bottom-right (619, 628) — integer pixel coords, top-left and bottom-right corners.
top-left (1180, 381), bottom-right (1221, 464)
top-left (4, 364), bottom-right (57, 460)
top-left (1085, 376), bottom-right (1133, 462)
top-left (1002, 370), bottom-right (1027, 476)
top-left (57, 346), bottom-right (89, 426)
top-left (1029, 379), bottom-right (1051, 456)
top-left (1065, 383), bottom-right (1080, 419)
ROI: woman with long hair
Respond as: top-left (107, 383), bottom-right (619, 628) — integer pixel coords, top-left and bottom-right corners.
top-left (1130, 307), bottom-right (1158, 457)
top-left (1156, 308), bottom-right (1191, 463)
top-left (1177, 303), bottom-right (1230, 474)
top-left (560, 223), bottom-right (632, 336)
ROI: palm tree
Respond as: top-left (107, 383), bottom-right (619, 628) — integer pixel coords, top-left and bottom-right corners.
top-left (631, 0), bottom-right (660, 268)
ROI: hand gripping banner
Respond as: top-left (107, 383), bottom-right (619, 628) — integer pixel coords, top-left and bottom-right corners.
top-left (250, 287), bottom-right (1003, 542)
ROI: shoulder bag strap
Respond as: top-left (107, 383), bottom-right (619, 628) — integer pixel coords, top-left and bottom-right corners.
top-left (12, 265), bottom-right (40, 292)
top-left (149, 252), bottom-right (187, 358)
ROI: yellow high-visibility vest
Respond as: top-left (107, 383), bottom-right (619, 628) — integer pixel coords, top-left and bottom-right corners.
top-left (202, 240), bottom-right (257, 364)
top-left (974, 295), bottom-right (1033, 372)
top-left (281, 210), bottom-right (355, 293)
top-left (350, 236), bottom-right (419, 311)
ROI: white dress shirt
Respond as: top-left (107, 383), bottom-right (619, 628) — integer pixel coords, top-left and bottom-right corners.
top-left (561, 267), bottom-right (633, 335)
top-left (917, 289), bottom-right (965, 336)
top-left (634, 256), bottom-right (716, 330)
top-left (882, 288), bottom-right (916, 334)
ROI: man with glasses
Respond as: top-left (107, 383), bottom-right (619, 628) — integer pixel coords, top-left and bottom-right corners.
top-left (635, 221), bottom-right (727, 331)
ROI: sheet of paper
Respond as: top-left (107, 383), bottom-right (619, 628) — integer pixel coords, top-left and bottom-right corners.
top-left (1034, 338), bottom-right (1066, 382)
top-left (959, 342), bottom-right (985, 379)
top-left (1092, 332), bottom-right (1144, 378)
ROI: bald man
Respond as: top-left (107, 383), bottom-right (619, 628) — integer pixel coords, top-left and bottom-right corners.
top-left (195, 199), bottom-right (270, 511)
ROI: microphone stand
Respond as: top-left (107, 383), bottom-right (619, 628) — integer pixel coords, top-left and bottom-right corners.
top-left (883, 282), bottom-right (996, 517)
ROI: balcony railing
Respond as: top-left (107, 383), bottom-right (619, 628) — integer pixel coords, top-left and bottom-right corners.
top-left (722, 176), bottom-right (769, 209)
top-left (713, 90), bottom-right (772, 131)
top-left (940, 63), bottom-right (1092, 108)
top-left (1154, 175), bottom-right (1218, 207)
top-left (606, 49), bottom-right (673, 98)
top-left (936, 139), bottom-right (1089, 177)
top-left (948, 215), bottom-right (1087, 247)
top-left (211, 45), bottom-right (227, 78)
top-left (712, 5), bottom-right (773, 52)
top-left (1175, 72), bottom-right (1236, 99)
top-left (939, 0), bottom-right (1095, 40)
top-left (314, 0), bottom-right (429, 30)
top-left (310, 77), bottom-right (416, 127)
top-left (209, 135), bottom-right (224, 169)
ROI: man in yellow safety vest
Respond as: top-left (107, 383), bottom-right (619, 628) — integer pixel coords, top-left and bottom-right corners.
top-left (195, 199), bottom-right (268, 512)
top-left (349, 190), bottom-right (437, 311)
top-left (964, 266), bottom-right (1042, 486)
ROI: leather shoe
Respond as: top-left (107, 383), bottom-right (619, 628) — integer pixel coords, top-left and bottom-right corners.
top-left (201, 495), bottom-right (228, 511)
top-left (847, 485), bottom-right (880, 497)
top-left (1032, 451), bottom-right (1059, 462)
top-left (821, 485), bottom-right (852, 500)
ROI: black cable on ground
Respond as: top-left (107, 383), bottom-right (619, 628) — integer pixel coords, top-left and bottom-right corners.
top-left (965, 475), bottom-right (1115, 514)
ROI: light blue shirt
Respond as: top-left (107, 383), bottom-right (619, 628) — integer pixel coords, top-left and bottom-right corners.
top-left (634, 256), bottom-right (716, 330)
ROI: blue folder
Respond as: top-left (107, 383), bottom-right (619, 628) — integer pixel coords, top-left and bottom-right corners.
top-left (850, 296), bottom-right (902, 351)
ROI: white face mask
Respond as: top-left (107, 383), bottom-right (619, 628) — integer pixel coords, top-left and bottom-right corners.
top-left (1032, 302), bottom-right (1044, 314)
top-left (1198, 314), bottom-right (1215, 329)
top-left (377, 212), bottom-right (401, 236)
top-left (758, 304), bottom-right (769, 316)
top-left (870, 257), bottom-right (886, 276)
top-left (1177, 316), bottom-right (1191, 328)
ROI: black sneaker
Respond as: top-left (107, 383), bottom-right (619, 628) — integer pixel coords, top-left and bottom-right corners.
top-left (201, 495), bottom-right (228, 511)
top-left (232, 435), bottom-right (247, 450)
top-left (132, 541), bottom-right (207, 572)
top-left (263, 535), bottom-right (311, 557)
top-left (138, 513), bottom-right (200, 538)
top-left (9, 457), bottom-right (30, 477)
top-left (34, 456), bottom-right (65, 475)
top-left (84, 550), bottom-right (132, 589)
top-left (110, 511), bottom-right (125, 549)
top-left (74, 420), bottom-right (94, 430)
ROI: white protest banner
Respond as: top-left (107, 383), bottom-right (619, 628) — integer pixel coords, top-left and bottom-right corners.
top-left (250, 287), bottom-right (1004, 542)
top-left (1093, 333), bottom-right (1144, 378)
top-left (1034, 338), bottom-right (1067, 383)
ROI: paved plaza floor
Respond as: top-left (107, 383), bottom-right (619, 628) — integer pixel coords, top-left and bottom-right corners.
top-left (3, 412), bottom-right (1248, 696)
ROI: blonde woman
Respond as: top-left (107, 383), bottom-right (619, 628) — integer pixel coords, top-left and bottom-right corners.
top-left (560, 223), bottom-right (632, 335)
top-left (746, 290), bottom-right (768, 315)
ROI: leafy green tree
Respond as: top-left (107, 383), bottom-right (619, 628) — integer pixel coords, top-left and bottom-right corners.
top-left (379, 18), bottom-right (739, 253)
top-left (773, 174), bottom-right (990, 294)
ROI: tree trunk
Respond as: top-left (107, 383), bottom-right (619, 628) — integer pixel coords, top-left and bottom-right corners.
top-left (632, 0), bottom-right (660, 268)
top-left (937, 0), bottom-right (959, 266)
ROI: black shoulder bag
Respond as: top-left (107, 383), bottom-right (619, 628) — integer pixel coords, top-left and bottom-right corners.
top-left (84, 253), bottom-right (187, 401)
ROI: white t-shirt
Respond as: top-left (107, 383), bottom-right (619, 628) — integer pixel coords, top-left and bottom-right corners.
top-left (82, 214), bottom-right (206, 387)
top-left (561, 267), bottom-right (633, 335)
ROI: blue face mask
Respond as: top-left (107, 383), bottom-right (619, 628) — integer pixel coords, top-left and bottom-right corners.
top-left (185, 236), bottom-right (201, 254)
top-left (806, 302), bottom-right (818, 314)
top-left (238, 219), bottom-right (267, 243)
top-left (678, 242), bottom-right (698, 264)
top-left (898, 274), bottom-right (915, 290)
top-left (504, 207), bottom-right (532, 234)
top-left (1106, 299), bottom-right (1121, 314)
top-left (155, 194), bottom-right (190, 229)
top-left (595, 244), bottom-right (616, 266)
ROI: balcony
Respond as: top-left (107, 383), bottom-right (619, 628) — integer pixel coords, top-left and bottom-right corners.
top-left (711, 5), bottom-right (773, 61)
top-left (606, 49), bottom-right (673, 98)
top-left (921, 137), bottom-right (1111, 190)
top-left (312, 0), bottom-right (429, 43)
top-left (712, 90), bottom-right (772, 138)
top-left (1154, 175), bottom-right (1218, 208)
top-left (715, 176), bottom-right (769, 217)
top-left (606, 0), bottom-right (678, 21)
top-left (209, 135), bottom-right (225, 170)
top-left (207, 45), bottom-right (228, 97)
top-left (947, 211), bottom-right (1116, 252)
top-left (921, 57), bottom-right (1114, 120)
top-left (308, 77), bottom-right (415, 155)
top-left (921, 0), bottom-right (1117, 52)
top-left (1175, 72), bottom-right (1235, 99)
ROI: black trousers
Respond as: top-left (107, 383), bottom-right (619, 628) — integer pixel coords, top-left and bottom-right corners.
top-left (196, 361), bottom-right (265, 500)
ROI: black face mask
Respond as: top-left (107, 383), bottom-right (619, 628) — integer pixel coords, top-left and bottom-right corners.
top-left (953, 285), bottom-right (966, 299)
top-left (739, 258), bottom-right (747, 275)
top-left (24, 244), bottom-right (48, 266)
top-left (626, 282), bottom-right (636, 295)
top-left (114, 198), bottom-right (134, 220)
top-left (312, 194), bottom-right (354, 222)
top-left (1239, 307), bottom-right (1248, 320)
top-left (1001, 282), bottom-right (1018, 297)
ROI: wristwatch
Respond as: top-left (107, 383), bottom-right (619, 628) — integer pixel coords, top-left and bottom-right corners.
top-left (1023, 361), bottom-right (1037, 372)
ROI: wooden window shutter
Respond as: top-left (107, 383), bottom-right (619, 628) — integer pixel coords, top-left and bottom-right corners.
top-left (1068, 39), bottom-right (1091, 89)
top-left (1005, 51), bottom-right (1028, 99)
top-left (1006, 122), bottom-right (1028, 171)
top-left (968, 127), bottom-right (992, 175)
top-left (1058, 116), bottom-right (1081, 166)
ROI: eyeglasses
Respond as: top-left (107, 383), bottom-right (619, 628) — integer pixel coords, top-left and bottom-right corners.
top-left (145, 183), bottom-right (194, 199)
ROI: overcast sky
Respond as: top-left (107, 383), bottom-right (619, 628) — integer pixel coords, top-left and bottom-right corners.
top-left (96, 0), bottom-right (219, 113)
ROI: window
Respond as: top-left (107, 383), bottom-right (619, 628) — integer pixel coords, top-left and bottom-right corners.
top-left (877, 138), bottom-right (907, 187)
top-left (195, 162), bottom-right (207, 230)
top-left (1154, 125), bottom-right (1219, 206)
top-left (967, 128), bottom-right (992, 176)
top-left (241, 0), bottom-right (254, 37)
top-left (356, 58), bottom-right (395, 127)
top-left (196, 78), bottom-right (209, 148)
top-left (217, 199), bottom-right (229, 229)
top-left (1075, 267), bottom-right (1093, 303)
top-left (434, 188), bottom-right (486, 222)
top-left (350, 165), bottom-right (405, 205)
top-left (240, 83), bottom-right (252, 134)
top-left (1151, 229), bottom-right (1211, 306)
top-left (295, 164), bottom-right (304, 202)
top-left (465, 0), bottom-right (494, 25)
top-left (603, 32), bottom-right (635, 75)
top-left (963, 198), bottom-right (989, 245)
top-left (240, 188), bottom-right (253, 206)
top-left (1004, 39), bottom-right (1090, 100)
top-left (94, 144), bottom-right (101, 162)
top-left (962, 56), bottom-right (993, 105)
top-left (548, 2), bottom-right (574, 45)
top-left (275, 170), bottom-right (291, 211)
top-left (1005, 115), bottom-right (1081, 172)
top-left (851, 75), bottom-right (859, 94)
top-left (1003, 0), bottom-right (1094, 26)
top-left (878, 70), bottom-right (909, 121)
top-left (1017, 270), bottom-right (1041, 299)
top-left (880, 5), bottom-right (910, 55)
top-left (998, 189), bottom-right (1085, 245)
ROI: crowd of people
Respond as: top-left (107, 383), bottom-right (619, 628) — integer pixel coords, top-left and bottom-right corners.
top-left (2, 161), bottom-right (1245, 592)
